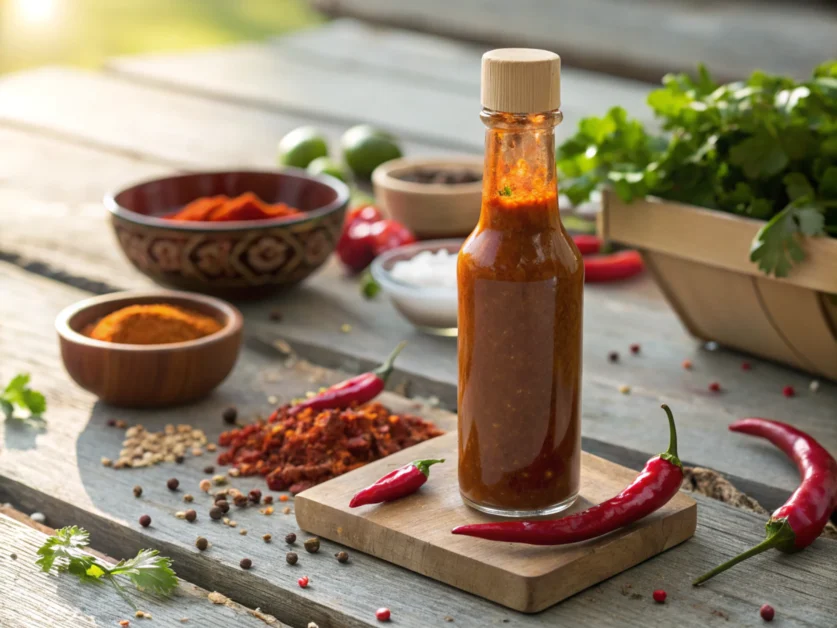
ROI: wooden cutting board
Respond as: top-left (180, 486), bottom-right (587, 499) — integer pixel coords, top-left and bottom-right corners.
top-left (295, 429), bottom-right (697, 613)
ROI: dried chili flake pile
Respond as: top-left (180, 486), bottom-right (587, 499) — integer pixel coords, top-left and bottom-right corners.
top-left (217, 402), bottom-right (444, 493)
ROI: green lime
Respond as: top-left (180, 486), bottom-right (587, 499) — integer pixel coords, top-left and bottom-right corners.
top-left (277, 126), bottom-right (329, 168)
top-left (341, 124), bottom-right (402, 179)
top-left (307, 156), bottom-right (349, 182)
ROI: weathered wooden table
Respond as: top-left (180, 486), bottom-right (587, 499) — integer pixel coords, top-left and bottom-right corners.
top-left (0, 18), bottom-right (835, 628)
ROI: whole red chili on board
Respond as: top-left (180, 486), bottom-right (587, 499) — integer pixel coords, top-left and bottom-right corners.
top-left (693, 418), bottom-right (837, 585)
top-left (452, 405), bottom-right (682, 545)
top-left (583, 250), bottom-right (644, 283)
top-left (282, 342), bottom-right (407, 418)
top-left (350, 459), bottom-right (445, 508)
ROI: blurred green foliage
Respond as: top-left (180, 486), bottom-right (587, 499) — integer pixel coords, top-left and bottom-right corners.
top-left (0, 0), bottom-right (322, 74)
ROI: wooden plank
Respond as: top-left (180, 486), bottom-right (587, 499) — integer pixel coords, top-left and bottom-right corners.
top-left (0, 119), bottom-right (835, 505)
top-left (1, 261), bottom-right (836, 626)
top-left (104, 22), bottom-right (654, 152)
top-left (296, 432), bottom-right (697, 613)
top-left (311, 2), bottom-right (837, 82)
top-left (0, 513), bottom-right (289, 628)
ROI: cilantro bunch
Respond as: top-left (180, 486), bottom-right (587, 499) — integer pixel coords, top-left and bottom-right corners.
top-left (558, 61), bottom-right (837, 277)
top-left (1, 373), bottom-right (46, 424)
top-left (37, 526), bottom-right (177, 609)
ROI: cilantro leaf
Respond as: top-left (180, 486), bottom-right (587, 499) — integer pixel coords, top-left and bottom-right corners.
top-left (2, 373), bottom-right (46, 422)
top-left (750, 204), bottom-right (826, 277)
top-left (36, 526), bottom-right (96, 576)
top-left (110, 550), bottom-right (178, 596)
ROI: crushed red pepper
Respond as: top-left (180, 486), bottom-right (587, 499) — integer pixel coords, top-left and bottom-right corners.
top-left (165, 192), bottom-right (302, 222)
top-left (217, 402), bottom-right (444, 493)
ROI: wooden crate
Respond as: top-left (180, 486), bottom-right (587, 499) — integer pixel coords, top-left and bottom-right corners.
top-left (599, 191), bottom-right (837, 381)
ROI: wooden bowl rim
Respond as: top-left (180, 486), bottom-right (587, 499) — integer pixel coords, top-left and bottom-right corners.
top-left (372, 156), bottom-right (484, 196)
top-left (55, 290), bottom-right (244, 353)
top-left (104, 168), bottom-right (350, 232)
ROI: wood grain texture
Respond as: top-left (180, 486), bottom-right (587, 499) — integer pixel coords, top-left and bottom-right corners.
top-left (0, 514), bottom-right (289, 628)
top-left (311, 3), bottom-right (837, 82)
top-left (296, 432), bottom-right (697, 612)
top-left (0, 113), bottom-right (835, 505)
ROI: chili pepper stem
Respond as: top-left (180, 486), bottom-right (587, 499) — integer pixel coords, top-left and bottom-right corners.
top-left (658, 404), bottom-right (681, 467)
top-left (692, 519), bottom-right (795, 586)
top-left (413, 459), bottom-right (445, 477)
top-left (371, 341), bottom-right (407, 382)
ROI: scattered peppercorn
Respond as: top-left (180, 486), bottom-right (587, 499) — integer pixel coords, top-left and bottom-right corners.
top-left (335, 551), bottom-right (349, 563)
top-left (286, 552), bottom-right (298, 565)
top-left (630, 344), bottom-right (640, 354)
top-left (285, 532), bottom-right (297, 544)
top-left (708, 382), bottom-right (721, 393)
top-left (234, 494), bottom-right (248, 507)
top-left (139, 514), bottom-right (151, 528)
top-left (652, 589), bottom-right (667, 604)
top-left (263, 495), bottom-right (274, 505)
top-left (282, 506), bottom-right (292, 515)
top-left (263, 534), bottom-right (272, 543)
top-left (185, 509), bottom-right (197, 523)
top-left (107, 419), bottom-right (117, 427)
top-left (741, 362), bottom-right (752, 371)
top-left (240, 558), bottom-right (252, 570)
top-left (376, 608), bottom-right (391, 622)
top-left (133, 485), bottom-right (143, 498)
top-left (183, 494), bottom-right (194, 503)
top-left (167, 478), bottom-right (180, 491)
top-left (782, 385), bottom-right (795, 398)
top-left (608, 351), bottom-right (619, 363)
top-left (222, 407), bottom-right (238, 424)
top-left (115, 420), bottom-right (127, 429)
top-left (298, 576), bottom-right (309, 588)
top-left (175, 455), bottom-right (185, 464)
top-left (203, 465), bottom-right (215, 474)
top-left (279, 495), bottom-right (290, 503)
top-left (209, 507), bottom-right (223, 520)
top-left (199, 479), bottom-right (212, 493)
top-left (304, 538), bottom-right (320, 553)
top-left (214, 492), bottom-right (228, 503)
top-left (119, 620), bottom-right (130, 627)
top-left (196, 537), bottom-right (209, 551)
top-left (249, 489), bottom-right (262, 504)
top-left (217, 501), bottom-right (230, 514)
top-left (760, 604), bottom-right (775, 622)
top-left (682, 359), bottom-right (692, 370)
top-left (269, 309), bottom-right (282, 322)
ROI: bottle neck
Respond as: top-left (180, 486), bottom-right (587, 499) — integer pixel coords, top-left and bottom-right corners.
top-left (479, 108), bottom-right (563, 232)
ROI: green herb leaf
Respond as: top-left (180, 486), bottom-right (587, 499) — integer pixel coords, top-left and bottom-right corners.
top-left (750, 204), bottom-right (826, 277)
top-left (1, 373), bottom-right (46, 422)
top-left (110, 550), bottom-right (178, 596)
top-left (498, 185), bottom-right (512, 197)
top-left (360, 271), bottom-right (381, 299)
top-left (36, 526), bottom-right (95, 575)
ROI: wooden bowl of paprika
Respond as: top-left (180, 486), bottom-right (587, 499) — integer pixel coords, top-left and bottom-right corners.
top-left (56, 290), bottom-right (243, 408)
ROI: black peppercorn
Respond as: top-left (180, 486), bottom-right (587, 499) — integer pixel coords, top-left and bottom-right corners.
top-left (608, 351), bottom-right (619, 363)
top-left (233, 494), bottom-right (248, 507)
top-left (139, 514), bottom-right (151, 528)
top-left (222, 407), bottom-right (237, 424)
top-left (285, 532), bottom-right (296, 544)
top-left (209, 506), bottom-right (223, 520)
top-left (286, 552), bottom-right (298, 565)
top-left (185, 509), bottom-right (197, 522)
top-left (263, 495), bottom-right (274, 505)
top-left (248, 489), bottom-right (262, 504)
top-left (175, 455), bottom-right (185, 464)
top-left (216, 500), bottom-right (230, 514)
top-left (167, 478), bottom-right (179, 491)
top-left (196, 537), bottom-right (208, 551)
top-left (304, 538), bottom-right (320, 554)
top-left (335, 551), bottom-right (349, 563)
top-left (132, 485), bottom-right (142, 498)
top-left (203, 465), bottom-right (215, 474)
top-left (240, 558), bottom-right (252, 570)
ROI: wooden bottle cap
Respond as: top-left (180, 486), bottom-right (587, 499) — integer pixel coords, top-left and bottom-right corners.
top-left (481, 49), bottom-right (561, 114)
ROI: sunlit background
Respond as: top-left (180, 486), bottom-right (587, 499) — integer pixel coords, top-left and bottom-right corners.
top-left (0, 0), bottom-right (321, 74)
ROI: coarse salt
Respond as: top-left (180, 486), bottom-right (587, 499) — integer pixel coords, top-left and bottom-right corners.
top-left (391, 248), bottom-right (456, 289)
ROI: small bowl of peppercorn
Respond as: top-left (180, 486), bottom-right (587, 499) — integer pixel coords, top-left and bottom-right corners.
top-left (372, 156), bottom-right (483, 239)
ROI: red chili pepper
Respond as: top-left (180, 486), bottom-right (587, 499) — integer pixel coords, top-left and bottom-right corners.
top-left (572, 234), bottom-right (602, 256)
top-left (693, 418), bottom-right (837, 585)
top-left (337, 219), bottom-right (378, 273)
top-left (350, 458), bottom-right (444, 508)
top-left (583, 250), bottom-right (644, 283)
top-left (285, 342), bottom-right (407, 417)
top-left (452, 405), bottom-right (682, 545)
top-left (370, 219), bottom-right (416, 256)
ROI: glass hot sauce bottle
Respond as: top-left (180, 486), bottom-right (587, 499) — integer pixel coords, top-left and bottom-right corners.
top-left (457, 49), bottom-right (584, 517)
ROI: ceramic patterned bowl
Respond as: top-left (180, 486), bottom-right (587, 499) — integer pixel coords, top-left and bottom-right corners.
top-left (106, 170), bottom-right (349, 299)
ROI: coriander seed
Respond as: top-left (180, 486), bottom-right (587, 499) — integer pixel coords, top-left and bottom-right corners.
top-left (183, 494), bottom-right (194, 503)
top-left (263, 534), bottom-right (272, 543)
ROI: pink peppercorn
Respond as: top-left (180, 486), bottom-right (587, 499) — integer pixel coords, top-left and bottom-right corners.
top-left (376, 608), bottom-right (391, 622)
top-left (708, 382), bottom-right (721, 393)
top-left (630, 344), bottom-right (640, 355)
top-left (653, 589), bottom-right (667, 604)
top-left (682, 359), bottom-right (693, 370)
top-left (760, 604), bottom-right (774, 621)
top-left (298, 576), bottom-right (309, 589)
top-left (782, 386), bottom-right (795, 398)
top-left (741, 362), bottom-right (752, 371)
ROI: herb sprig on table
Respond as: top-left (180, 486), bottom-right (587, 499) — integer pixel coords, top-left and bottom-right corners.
top-left (1, 373), bottom-right (46, 424)
top-left (557, 61), bottom-right (837, 277)
top-left (37, 526), bottom-right (177, 609)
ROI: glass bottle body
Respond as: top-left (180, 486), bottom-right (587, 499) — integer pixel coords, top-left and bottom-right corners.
top-left (457, 109), bottom-right (584, 517)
